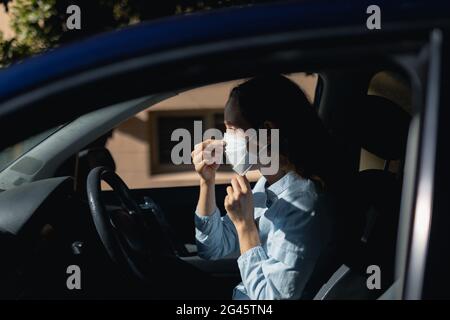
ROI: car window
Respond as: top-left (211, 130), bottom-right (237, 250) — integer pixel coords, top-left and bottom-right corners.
top-left (359, 71), bottom-right (412, 172)
top-left (105, 72), bottom-right (318, 189)
top-left (0, 127), bottom-right (60, 172)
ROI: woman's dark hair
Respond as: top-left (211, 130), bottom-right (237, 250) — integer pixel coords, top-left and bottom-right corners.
top-left (229, 74), bottom-right (336, 188)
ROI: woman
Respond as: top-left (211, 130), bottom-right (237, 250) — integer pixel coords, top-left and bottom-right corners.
top-left (191, 74), bottom-right (335, 300)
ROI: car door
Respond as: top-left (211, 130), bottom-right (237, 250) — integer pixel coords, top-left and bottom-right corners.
top-left (402, 28), bottom-right (450, 300)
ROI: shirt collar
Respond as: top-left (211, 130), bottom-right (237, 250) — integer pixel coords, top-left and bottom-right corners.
top-left (266, 171), bottom-right (300, 196)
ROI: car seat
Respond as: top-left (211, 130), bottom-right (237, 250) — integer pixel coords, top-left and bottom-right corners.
top-left (313, 95), bottom-right (410, 299)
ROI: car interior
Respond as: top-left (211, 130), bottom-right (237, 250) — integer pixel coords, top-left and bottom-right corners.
top-left (0, 62), bottom-right (415, 299)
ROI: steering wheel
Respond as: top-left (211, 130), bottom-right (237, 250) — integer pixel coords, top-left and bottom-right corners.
top-left (86, 166), bottom-right (176, 282)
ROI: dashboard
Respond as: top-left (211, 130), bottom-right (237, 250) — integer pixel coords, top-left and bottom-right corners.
top-left (0, 177), bottom-right (73, 235)
top-left (0, 176), bottom-right (116, 299)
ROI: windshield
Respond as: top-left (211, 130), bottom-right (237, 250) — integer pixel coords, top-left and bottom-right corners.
top-left (0, 127), bottom-right (60, 172)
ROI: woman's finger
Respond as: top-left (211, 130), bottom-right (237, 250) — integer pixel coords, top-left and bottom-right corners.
top-left (243, 175), bottom-right (251, 189)
top-left (193, 140), bottom-right (223, 163)
top-left (196, 159), bottom-right (208, 172)
top-left (197, 139), bottom-right (215, 153)
top-left (224, 195), bottom-right (229, 210)
top-left (225, 186), bottom-right (234, 209)
top-left (193, 142), bottom-right (203, 153)
top-left (192, 146), bottom-right (202, 155)
top-left (203, 141), bottom-right (224, 164)
top-left (236, 175), bottom-right (249, 194)
top-left (192, 151), bottom-right (205, 165)
top-left (203, 149), bottom-right (215, 165)
top-left (201, 139), bottom-right (214, 148)
top-left (231, 177), bottom-right (241, 199)
top-left (193, 139), bottom-right (211, 155)
top-left (226, 186), bottom-right (234, 198)
top-left (192, 145), bottom-right (203, 160)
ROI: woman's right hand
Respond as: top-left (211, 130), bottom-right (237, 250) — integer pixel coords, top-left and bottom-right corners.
top-left (192, 139), bottom-right (224, 182)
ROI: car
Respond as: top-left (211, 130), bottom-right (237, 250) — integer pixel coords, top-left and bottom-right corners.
top-left (0, 0), bottom-right (449, 300)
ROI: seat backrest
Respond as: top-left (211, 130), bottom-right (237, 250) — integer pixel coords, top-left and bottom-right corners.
top-left (301, 191), bottom-right (341, 299)
top-left (312, 95), bottom-right (410, 299)
top-left (314, 264), bottom-right (381, 300)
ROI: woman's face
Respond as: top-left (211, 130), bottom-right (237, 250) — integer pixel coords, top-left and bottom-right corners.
top-left (223, 95), bottom-right (281, 174)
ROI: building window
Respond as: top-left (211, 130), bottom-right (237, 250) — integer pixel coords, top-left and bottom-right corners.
top-left (149, 109), bottom-right (227, 174)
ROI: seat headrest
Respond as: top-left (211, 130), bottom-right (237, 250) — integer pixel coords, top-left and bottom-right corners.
top-left (355, 95), bottom-right (410, 160)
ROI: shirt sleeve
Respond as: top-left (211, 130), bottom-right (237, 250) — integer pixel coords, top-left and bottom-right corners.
top-left (237, 209), bottom-right (320, 300)
top-left (195, 207), bottom-right (239, 260)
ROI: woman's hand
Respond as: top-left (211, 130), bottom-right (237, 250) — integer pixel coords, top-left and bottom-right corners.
top-left (225, 175), bottom-right (260, 254)
top-left (192, 139), bottom-right (224, 183)
top-left (224, 175), bottom-right (255, 229)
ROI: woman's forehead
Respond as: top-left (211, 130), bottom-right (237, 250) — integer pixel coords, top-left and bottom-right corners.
top-left (224, 97), bottom-right (250, 129)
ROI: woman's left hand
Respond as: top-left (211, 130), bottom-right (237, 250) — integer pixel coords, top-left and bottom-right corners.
top-left (224, 175), bottom-right (255, 229)
top-left (225, 175), bottom-right (260, 254)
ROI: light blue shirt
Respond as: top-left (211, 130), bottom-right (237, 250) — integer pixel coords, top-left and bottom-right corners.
top-left (195, 171), bottom-right (332, 300)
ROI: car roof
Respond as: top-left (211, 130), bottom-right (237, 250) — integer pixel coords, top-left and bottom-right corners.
top-left (0, 0), bottom-right (448, 102)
